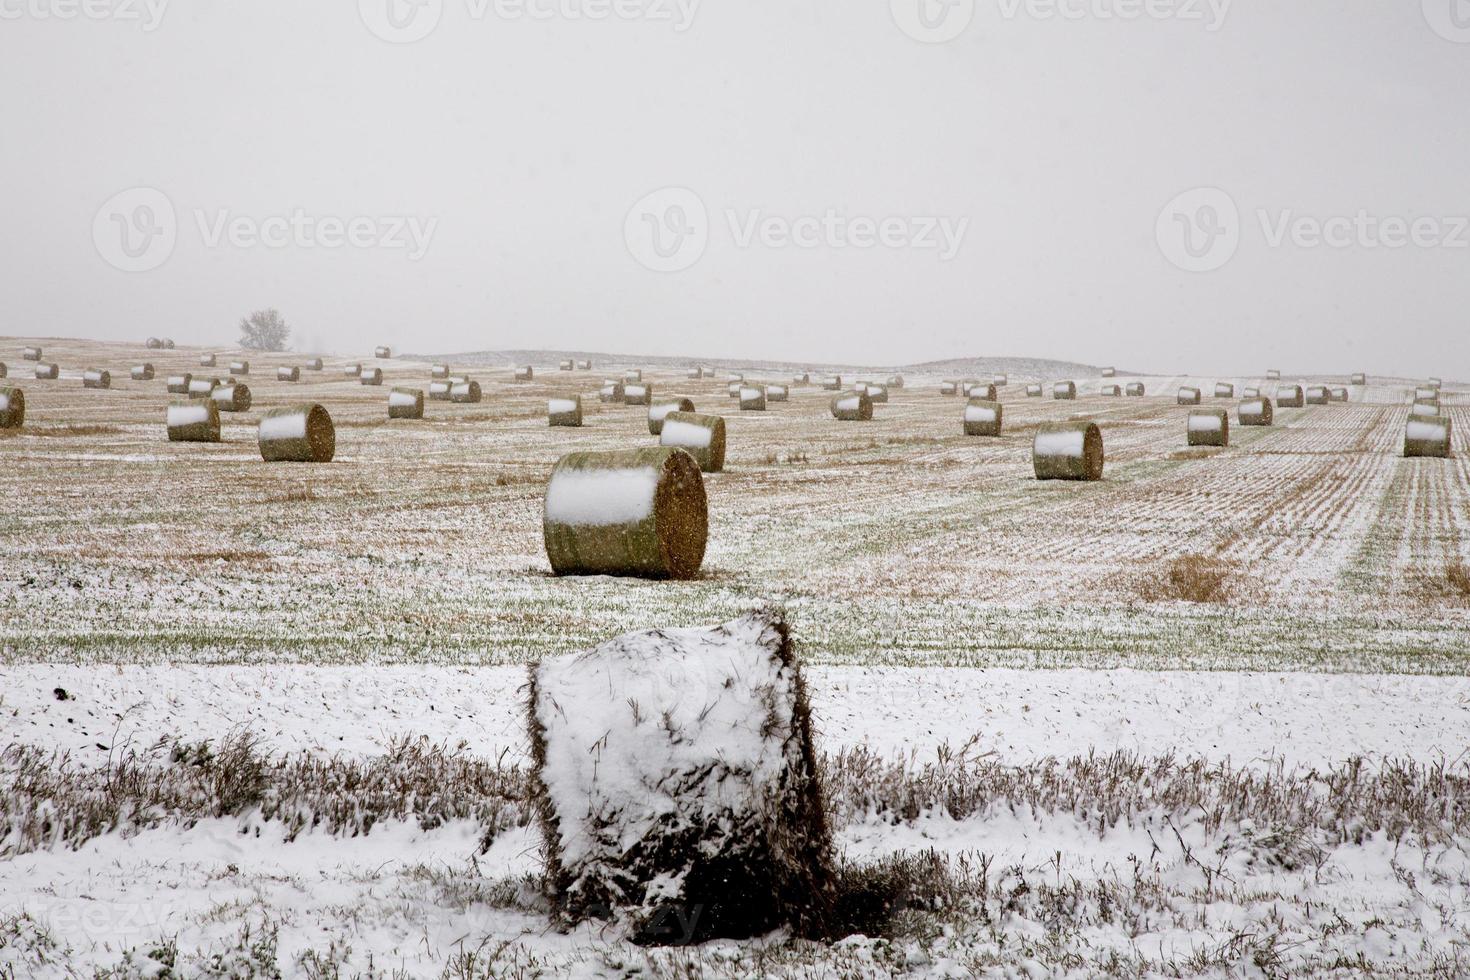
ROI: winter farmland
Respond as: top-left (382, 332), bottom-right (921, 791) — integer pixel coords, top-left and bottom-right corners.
top-left (3, 336), bottom-right (1470, 978)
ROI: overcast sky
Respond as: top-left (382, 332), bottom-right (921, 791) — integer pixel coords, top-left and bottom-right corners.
top-left (2, 2), bottom-right (1466, 375)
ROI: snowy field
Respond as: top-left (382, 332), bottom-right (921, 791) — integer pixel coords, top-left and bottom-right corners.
top-left (3, 336), bottom-right (1470, 977)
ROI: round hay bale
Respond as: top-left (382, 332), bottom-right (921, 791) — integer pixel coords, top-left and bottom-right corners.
top-left (659, 411), bottom-right (726, 472)
top-left (1101, 384), bottom-right (1121, 396)
top-left (1177, 386), bottom-right (1202, 405)
top-left (388, 387), bottom-right (425, 419)
top-left (647, 397), bottom-right (696, 435)
top-left (35, 363), bottom-right (59, 380)
top-left (166, 373), bottom-right (192, 394)
top-left (886, 374), bottom-right (905, 389)
top-left (1305, 385), bottom-right (1330, 405)
top-left (1411, 399), bottom-right (1442, 417)
top-left (830, 390), bottom-right (873, 421)
top-left (559, 360), bottom-right (574, 372)
top-left (767, 384), bottom-right (789, 403)
top-left (211, 382), bottom-right (252, 413)
top-left (228, 360), bottom-right (249, 376)
top-left (1102, 367), bottom-right (1116, 378)
top-left (515, 366), bottom-right (534, 382)
top-left (145, 338), bottom-right (161, 350)
top-left (1351, 373), bottom-right (1367, 386)
top-left (0, 386), bottom-right (24, 429)
top-left (864, 384), bottom-right (889, 404)
top-left (428, 379), bottom-right (453, 401)
top-left (359, 367), bottom-right (384, 386)
top-left (1242, 386), bottom-right (1260, 398)
top-left (549, 394), bottom-right (583, 427)
top-left (940, 381), bottom-right (958, 396)
top-left (166, 399), bottom-right (220, 443)
top-left (1026, 383), bottom-right (1043, 397)
top-left (543, 446), bottom-right (708, 579)
top-left (965, 382), bottom-right (998, 401)
top-left (0, 363), bottom-right (5, 379)
top-left (1187, 408), bottom-right (1229, 447)
top-left (576, 359), bottom-right (592, 371)
top-left (599, 380), bottom-right (625, 403)
top-left (163, 339), bottom-right (175, 350)
top-left (1126, 382), bottom-right (1146, 396)
top-left (1430, 377), bottom-right (1443, 387)
top-left (727, 381), bottom-right (742, 399)
top-left (625, 383), bottom-right (653, 406)
top-left (624, 369), bottom-right (643, 383)
top-left (1239, 397), bottom-right (1274, 426)
top-left (993, 373), bottom-right (1009, 386)
top-left (431, 364), bottom-right (450, 379)
top-left (1267, 369), bottom-right (1281, 380)
top-left (687, 366), bottom-right (704, 380)
top-left (1053, 381), bottom-right (1077, 400)
top-left (1277, 385), bottom-right (1304, 407)
top-left (963, 399), bottom-right (1003, 437)
top-left (305, 358), bottom-right (323, 371)
top-left (1330, 386), bottom-right (1349, 402)
top-left (1405, 416), bottom-right (1452, 458)
top-left (259, 404), bottom-right (335, 462)
top-left (343, 363), bottom-right (362, 377)
top-left (375, 346), bottom-right (392, 359)
top-left (450, 380), bottom-right (482, 403)
top-left (740, 385), bottom-right (768, 411)
top-left (188, 377), bottom-right (219, 398)
top-left (1415, 386), bottom-right (1440, 401)
top-left (728, 372), bottom-right (745, 383)
top-left (1033, 420), bottom-right (1104, 481)
top-left (1214, 382), bottom-right (1235, 399)
top-left (199, 353), bottom-right (217, 367)
top-left (22, 346), bottom-right (41, 361)
top-left (278, 366), bottom-right (301, 382)
top-left (792, 372), bottom-right (810, 385)
top-left (821, 375), bottom-right (842, 391)
top-left (82, 369), bottom-right (111, 390)
top-left (131, 363), bottom-right (155, 381)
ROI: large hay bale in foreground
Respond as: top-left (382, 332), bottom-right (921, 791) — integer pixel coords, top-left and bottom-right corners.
top-left (528, 609), bottom-right (834, 944)
top-left (821, 375), bottom-right (842, 391)
top-left (428, 380), bottom-right (453, 401)
top-left (389, 387), bottom-right (425, 419)
top-left (516, 366), bottom-right (534, 382)
top-left (1033, 420), bottom-right (1104, 481)
top-left (963, 399), bottom-right (1002, 437)
top-left (1411, 399), bottom-right (1442, 417)
top-left (1187, 408), bottom-right (1229, 447)
top-left (625, 383), bottom-right (653, 406)
top-left (543, 447), bottom-right (707, 579)
top-left (131, 363), bottom-right (154, 381)
top-left (1026, 383), bottom-right (1043, 397)
top-left (767, 383), bottom-right (789, 403)
top-left (82, 369), bottom-right (111, 390)
top-left (1405, 417), bottom-right (1452, 458)
top-left (1126, 382), bottom-right (1146, 396)
top-left (166, 399), bottom-right (219, 443)
top-left (305, 358), bottom-right (323, 371)
top-left (740, 385), bottom-right (767, 411)
top-left (229, 360), bottom-right (249, 376)
top-left (35, 363), bottom-right (58, 380)
top-left (549, 394), bottom-right (583, 427)
top-left (1277, 385), bottom-right (1305, 407)
top-left (0, 387), bottom-right (24, 429)
top-left (278, 366), bottom-right (300, 383)
top-left (1052, 381), bottom-right (1076, 400)
top-left (211, 382), bottom-right (252, 413)
top-left (259, 404), bottom-right (335, 462)
top-left (188, 377), bottom-right (219, 398)
top-left (1214, 382), bottom-right (1235, 399)
top-left (360, 367), bottom-right (384, 386)
top-left (1177, 386), bottom-right (1202, 405)
top-left (660, 412), bottom-right (726, 472)
top-left (1239, 397), bottom-right (1274, 426)
top-left (22, 346), bottom-right (41, 361)
top-left (600, 380), bottom-right (625, 403)
top-left (450, 380), bottom-right (482, 403)
top-left (375, 346), bottom-right (392, 359)
top-left (1305, 385), bottom-right (1330, 405)
top-left (647, 397), bottom-right (696, 435)
top-left (830, 391), bottom-right (872, 421)
top-left (166, 373), bottom-right (192, 394)
top-left (200, 353), bottom-right (217, 367)
top-left (1352, 373), bottom-right (1367, 386)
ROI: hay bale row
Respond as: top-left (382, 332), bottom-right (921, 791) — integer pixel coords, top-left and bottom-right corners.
top-left (211, 382), bottom-right (252, 412)
top-left (1277, 385), bottom-right (1304, 407)
top-left (1405, 417), bottom-right (1452, 458)
top-left (1239, 397), bottom-right (1274, 426)
top-left (188, 377), bottom-right (219, 398)
top-left (600, 380), bottom-right (625, 403)
top-left (0, 387), bottom-right (24, 429)
top-left (543, 447), bottom-right (708, 579)
top-left (278, 366), bottom-right (300, 382)
top-left (625, 383), bottom-right (652, 406)
top-left (1033, 420), bottom-right (1104, 481)
top-left (516, 366), bottom-right (534, 382)
top-left (82, 369), bottom-right (110, 390)
top-left (35, 363), bottom-right (59, 380)
top-left (1214, 382), bottom-right (1234, 399)
top-left (200, 353), bottom-right (217, 367)
top-left (451, 380), bottom-right (482, 403)
top-left (1052, 381), bottom-right (1076, 400)
top-left (963, 399), bottom-right (1002, 437)
top-left (830, 391), bottom-right (872, 421)
top-left (740, 385), bottom-right (767, 411)
top-left (648, 398), bottom-right (695, 435)
top-left (1127, 382), bottom-right (1145, 396)
top-left (660, 412), bottom-right (725, 472)
top-left (1177, 386), bottom-right (1202, 405)
top-left (389, 387), bottom-right (424, 419)
top-left (166, 400), bottom-right (219, 443)
top-left (549, 394), bottom-right (583, 428)
top-left (1187, 408), bottom-right (1229, 447)
top-left (259, 404), bottom-right (335, 462)
top-left (375, 346), bottom-right (392, 359)
top-left (131, 363), bottom-right (154, 381)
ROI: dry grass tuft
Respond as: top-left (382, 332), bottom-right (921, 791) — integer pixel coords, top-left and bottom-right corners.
top-left (1445, 561), bottom-right (1470, 602)
top-left (1139, 554), bottom-right (1234, 604)
top-left (264, 483), bottom-right (317, 503)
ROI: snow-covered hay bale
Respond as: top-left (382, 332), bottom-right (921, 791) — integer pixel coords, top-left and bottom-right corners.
top-left (305, 358), bottom-right (323, 371)
top-left (1330, 386), bottom-right (1349, 402)
top-left (82, 369), bottom-right (111, 390)
top-left (830, 391), bottom-right (872, 421)
top-left (188, 377), bottom-right (219, 398)
top-left (549, 394), bottom-right (583, 428)
top-left (727, 372), bottom-right (744, 383)
top-left (22, 346), bottom-right (42, 361)
top-left (166, 399), bottom-right (219, 443)
top-left (375, 346), bottom-right (392, 359)
top-left (0, 363), bottom-right (6, 379)
top-left (821, 375), bottom-right (842, 391)
top-left (740, 385), bottom-right (768, 411)
top-left (647, 397), bottom-right (696, 436)
top-left (1033, 420), bottom-right (1104, 481)
top-left (432, 363), bottom-right (451, 379)
top-left (1239, 397), bottom-right (1274, 426)
top-left (576, 359), bottom-right (592, 371)
top-left (886, 374), bottom-right (905, 389)
top-left (450, 380), bottom-right (482, 403)
top-left (727, 381), bottom-right (742, 399)
top-left (527, 608), bottom-right (834, 944)
top-left (228, 360), bottom-right (249, 376)
top-left (624, 369), bottom-right (643, 383)
top-left (542, 447), bottom-right (708, 579)
top-left (131, 363), bottom-right (154, 381)
top-left (993, 373), bottom-right (1009, 386)
top-left (792, 372), bottom-right (809, 385)
top-left (199, 353), bottom-right (217, 367)
top-left (359, 367), bottom-right (383, 386)
top-left (965, 382), bottom-right (997, 401)
top-left (1102, 367), bottom-right (1116, 378)
top-left (1267, 369), bottom-right (1281, 381)
top-left (211, 382), bottom-right (252, 413)
top-left (515, 366), bottom-right (534, 382)
top-left (1026, 383), bottom-right (1043, 398)
top-left (599, 381), bottom-right (625, 403)
top-left (34, 363), bottom-right (58, 380)
top-left (428, 380), bottom-right (453, 401)
top-left (389, 387), bottom-right (424, 420)
top-left (258, 404), bottom-right (335, 462)
top-left (1052, 381), bottom-right (1076, 400)
top-left (1101, 384), bottom-right (1121, 397)
top-left (145, 338), bottom-right (161, 350)
top-left (1214, 382), bottom-right (1235, 399)
top-left (1277, 385), bottom-right (1305, 408)
top-left (939, 381), bottom-right (958, 396)
top-left (767, 384), bottom-right (789, 403)
top-left (1415, 386), bottom-right (1440, 401)
top-left (1405, 416), bottom-right (1452, 458)
top-left (1352, 373), bottom-right (1367, 386)
top-left (1177, 386), bottom-right (1202, 405)
top-left (1127, 382), bottom-right (1146, 397)
top-left (687, 366), bottom-right (704, 380)
top-left (343, 363), bottom-right (362, 378)
top-left (560, 360), bottom-right (574, 372)
top-left (625, 383), bottom-right (653, 406)
top-left (865, 384), bottom-right (889, 404)
top-left (1411, 399), bottom-right (1442, 418)
top-left (0, 387), bottom-right (25, 429)
top-left (1306, 385), bottom-right (1330, 405)
top-left (277, 366), bottom-right (300, 382)
top-left (162, 339), bottom-right (175, 349)
top-left (963, 399), bottom-right (1003, 437)
top-left (660, 412), bottom-right (726, 473)
top-left (166, 373), bottom-right (192, 394)
top-left (1242, 386), bottom-right (1260, 399)
top-left (1430, 377), bottom-right (1443, 387)
top-left (1187, 408), bottom-right (1229, 447)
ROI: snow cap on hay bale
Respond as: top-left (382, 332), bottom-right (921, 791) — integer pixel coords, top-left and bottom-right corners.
top-left (515, 366), bottom-right (534, 382)
top-left (35, 362), bottom-right (59, 380)
top-left (450, 380), bottom-right (482, 403)
top-left (526, 608), bottom-right (835, 944)
top-left (1415, 386), bottom-right (1439, 401)
top-left (1405, 416), bottom-right (1452, 458)
top-left (431, 363), bottom-right (450, 379)
top-left (428, 379), bottom-right (453, 401)
top-left (375, 346), bottom-right (392, 359)
top-left (0, 387), bottom-right (25, 429)
top-left (166, 373), bottom-right (192, 394)
top-left (1052, 380), bottom-right (1077, 400)
top-left (199, 353), bottom-right (217, 367)
top-left (1267, 369), bottom-right (1281, 380)
top-left (821, 375), bottom-right (842, 390)
top-left (188, 377), bottom-right (219, 398)
top-left (560, 359), bottom-right (574, 371)
top-left (1214, 382), bottom-right (1235, 399)
top-left (1026, 383), bottom-right (1043, 397)
top-left (1187, 408), bottom-right (1229, 447)
top-left (740, 385), bottom-right (767, 411)
top-left (1352, 373), bottom-right (1367, 386)
top-left (624, 369), bottom-right (643, 383)
top-left (625, 383), bottom-right (653, 406)
top-left (726, 381), bottom-right (742, 399)
top-left (305, 358), bottom-right (323, 371)
top-left (277, 366), bottom-right (300, 382)
top-left (360, 366), bottom-right (384, 386)
top-left (965, 382), bottom-right (997, 401)
top-left (963, 398), bottom-right (1003, 437)
top-left (211, 382), bottom-right (252, 413)
top-left (1277, 384), bottom-right (1305, 407)
top-left (1101, 384), bottom-right (1121, 396)
top-left (647, 397), bottom-right (696, 436)
top-left (659, 412), bottom-right (725, 473)
top-left (576, 359), bottom-right (592, 371)
top-left (599, 380), bottom-right (625, 403)
top-left (389, 387), bottom-right (425, 420)
top-left (1177, 386), bottom-right (1202, 405)
top-left (548, 394), bottom-right (583, 428)
top-left (767, 384), bottom-right (789, 402)
top-left (1239, 397), bottom-right (1274, 426)
top-left (1102, 367), bottom-right (1116, 378)
top-left (131, 363), bottom-right (154, 381)
top-left (542, 446), bottom-right (707, 579)
top-left (939, 381), bottom-right (958, 396)
top-left (865, 384), bottom-right (888, 404)
top-left (886, 374), bottom-right (904, 389)
top-left (166, 399), bottom-right (220, 443)
top-left (145, 338), bottom-right (161, 350)
top-left (1127, 382), bottom-right (1146, 396)
top-left (830, 390), bottom-right (873, 421)
top-left (1330, 387), bottom-right (1349, 402)
top-left (1305, 385), bottom-right (1330, 405)
top-left (258, 404), bottom-right (335, 462)
top-left (343, 363), bottom-right (362, 377)
top-left (82, 369), bottom-right (111, 389)
top-left (1033, 420), bottom-right (1104, 481)
top-left (229, 360), bottom-right (249, 376)
top-left (1411, 400), bottom-right (1442, 417)
top-left (687, 366), bottom-right (704, 379)
top-left (22, 346), bottom-right (42, 361)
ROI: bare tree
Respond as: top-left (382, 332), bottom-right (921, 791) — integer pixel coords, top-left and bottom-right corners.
top-left (238, 309), bottom-right (291, 351)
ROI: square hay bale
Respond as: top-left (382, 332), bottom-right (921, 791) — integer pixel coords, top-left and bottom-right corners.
top-left (166, 373), bottom-right (192, 394)
top-left (1306, 385), bottom-right (1330, 405)
top-left (22, 346), bottom-right (42, 361)
top-left (35, 363), bottom-right (59, 380)
top-left (1177, 386), bottom-right (1202, 405)
top-left (1277, 385), bottom-right (1305, 408)
top-left (527, 608), bottom-right (834, 944)
top-left (625, 383), bottom-right (653, 406)
top-left (1052, 380), bottom-right (1076, 400)
top-left (1405, 416), bottom-right (1452, 458)
top-left (211, 382), bottom-right (252, 413)
top-left (659, 411), bottom-right (726, 472)
top-left (0, 386), bottom-right (25, 429)
top-left (1126, 382), bottom-right (1146, 396)
top-left (200, 353), bottom-right (217, 367)
top-left (1033, 420), bottom-right (1104, 481)
top-left (389, 387), bottom-right (425, 420)
top-left (767, 384), bottom-right (789, 402)
top-left (560, 360), bottom-right (574, 371)
top-left (166, 399), bottom-right (220, 443)
top-left (1187, 408), bottom-right (1229, 447)
top-left (821, 375), bottom-right (842, 391)
top-left (375, 346), bottom-right (392, 359)
top-left (229, 360), bottom-right (249, 376)
top-left (259, 404), bottom-right (335, 462)
top-left (599, 380), bottom-right (625, 403)
top-left (82, 369), bottom-right (111, 390)
top-left (963, 399), bottom-right (1002, 436)
top-left (740, 385), bottom-right (767, 411)
top-left (647, 397), bottom-right (696, 436)
top-left (360, 367), bottom-right (384, 386)
top-left (1026, 383), bottom-right (1043, 397)
top-left (1214, 382), bottom-right (1235, 399)
top-left (188, 377), bottom-right (219, 398)
top-left (549, 394), bottom-right (583, 427)
top-left (1101, 384), bottom-right (1121, 396)
top-left (450, 380), bottom-right (482, 403)
top-left (830, 391), bottom-right (872, 421)
top-left (131, 363), bottom-right (154, 381)
top-left (1239, 397), bottom-right (1274, 426)
top-left (428, 380), bottom-right (453, 401)
top-left (576, 359), bottom-right (592, 371)
top-left (516, 366), bottom-right (534, 382)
